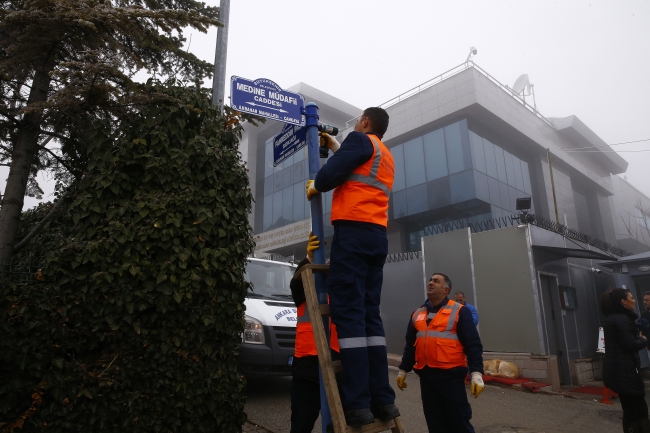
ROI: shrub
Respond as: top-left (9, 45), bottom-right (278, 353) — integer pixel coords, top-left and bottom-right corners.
top-left (0, 85), bottom-right (254, 432)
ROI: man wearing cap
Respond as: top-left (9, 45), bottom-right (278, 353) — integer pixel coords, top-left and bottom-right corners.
top-left (396, 272), bottom-right (484, 433)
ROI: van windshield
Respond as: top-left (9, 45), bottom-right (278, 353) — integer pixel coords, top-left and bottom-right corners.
top-left (244, 260), bottom-right (295, 299)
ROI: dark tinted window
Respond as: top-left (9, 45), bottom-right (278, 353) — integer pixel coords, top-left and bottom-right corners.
top-left (392, 145), bottom-right (406, 191)
top-left (404, 137), bottom-right (426, 187)
top-left (423, 129), bottom-right (448, 181)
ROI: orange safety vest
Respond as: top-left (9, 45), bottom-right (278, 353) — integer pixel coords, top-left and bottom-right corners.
top-left (294, 302), bottom-right (340, 357)
top-left (412, 300), bottom-right (467, 370)
top-left (331, 134), bottom-right (394, 227)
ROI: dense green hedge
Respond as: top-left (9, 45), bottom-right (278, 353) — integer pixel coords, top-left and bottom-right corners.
top-left (0, 86), bottom-right (254, 432)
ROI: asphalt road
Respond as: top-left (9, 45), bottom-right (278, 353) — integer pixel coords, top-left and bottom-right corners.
top-left (244, 368), bottom-right (624, 433)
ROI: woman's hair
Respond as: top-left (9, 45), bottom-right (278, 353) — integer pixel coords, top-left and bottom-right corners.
top-left (600, 288), bottom-right (631, 315)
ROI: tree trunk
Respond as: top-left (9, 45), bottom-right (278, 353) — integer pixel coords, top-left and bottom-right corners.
top-left (0, 60), bottom-right (54, 267)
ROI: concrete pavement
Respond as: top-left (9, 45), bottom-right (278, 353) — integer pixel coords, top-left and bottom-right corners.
top-left (244, 368), bottom-right (625, 432)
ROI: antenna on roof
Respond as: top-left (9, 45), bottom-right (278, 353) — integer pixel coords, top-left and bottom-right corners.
top-left (466, 46), bottom-right (478, 64)
top-left (511, 74), bottom-right (537, 113)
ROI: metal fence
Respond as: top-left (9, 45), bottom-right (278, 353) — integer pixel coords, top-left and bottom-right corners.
top-left (417, 213), bottom-right (633, 258)
top-left (386, 251), bottom-right (422, 263)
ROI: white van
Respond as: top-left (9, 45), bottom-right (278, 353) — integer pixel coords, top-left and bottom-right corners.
top-left (239, 258), bottom-right (298, 377)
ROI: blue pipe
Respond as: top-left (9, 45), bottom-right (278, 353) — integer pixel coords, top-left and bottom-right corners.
top-left (303, 102), bottom-right (332, 432)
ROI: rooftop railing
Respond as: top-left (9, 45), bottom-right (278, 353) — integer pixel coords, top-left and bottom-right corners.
top-left (344, 60), bottom-right (554, 130)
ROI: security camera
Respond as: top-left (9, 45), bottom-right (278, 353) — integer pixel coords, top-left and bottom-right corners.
top-left (470, 47), bottom-right (477, 55)
top-left (591, 267), bottom-right (602, 274)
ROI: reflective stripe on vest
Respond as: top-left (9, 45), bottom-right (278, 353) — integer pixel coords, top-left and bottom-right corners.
top-left (331, 134), bottom-right (394, 227)
top-left (294, 302), bottom-right (340, 358)
top-left (411, 300), bottom-right (467, 370)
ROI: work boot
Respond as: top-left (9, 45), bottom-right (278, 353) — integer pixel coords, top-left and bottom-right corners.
top-left (344, 408), bottom-right (375, 427)
top-left (371, 404), bottom-right (400, 422)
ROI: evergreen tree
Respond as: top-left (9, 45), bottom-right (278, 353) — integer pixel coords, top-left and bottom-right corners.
top-left (0, 0), bottom-right (221, 263)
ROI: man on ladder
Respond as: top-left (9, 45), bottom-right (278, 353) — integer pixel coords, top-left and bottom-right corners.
top-left (306, 107), bottom-right (398, 427)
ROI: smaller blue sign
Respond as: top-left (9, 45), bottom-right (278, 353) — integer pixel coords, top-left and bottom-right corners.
top-left (231, 76), bottom-right (305, 126)
top-left (273, 123), bottom-right (307, 167)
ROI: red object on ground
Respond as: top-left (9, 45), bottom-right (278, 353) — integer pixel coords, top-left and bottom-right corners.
top-left (521, 382), bottom-right (550, 393)
top-left (570, 386), bottom-right (608, 394)
top-left (482, 375), bottom-right (531, 386)
top-left (599, 387), bottom-right (618, 405)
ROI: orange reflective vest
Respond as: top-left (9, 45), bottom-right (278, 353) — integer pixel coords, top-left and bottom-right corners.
top-left (412, 300), bottom-right (467, 370)
top-left (331, 134), bottom-right (394, 227)
top-left (294, 302), bottom-right (340, 358)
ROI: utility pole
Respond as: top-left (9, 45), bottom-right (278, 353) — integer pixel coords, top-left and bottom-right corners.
top-left (212, 0), bottom-right (230, 108)
top-left (547, 148), bottom-right (560, 224)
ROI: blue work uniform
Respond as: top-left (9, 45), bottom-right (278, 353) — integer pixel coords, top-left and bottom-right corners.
top-left (400, 297), bottom-right (483, 433)
top-left (314, 130), bottom-right (396, 411)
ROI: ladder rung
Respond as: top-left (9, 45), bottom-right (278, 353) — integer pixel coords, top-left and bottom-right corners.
top-left (320, 304), bottom-right (330, 315)
top-left (346, 418), bottom-right (403, 433)
top-left (293, 263), bottom-right (330, 279)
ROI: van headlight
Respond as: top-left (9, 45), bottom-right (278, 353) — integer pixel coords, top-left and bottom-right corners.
top-left (243, 315), bottom-right (265, 345)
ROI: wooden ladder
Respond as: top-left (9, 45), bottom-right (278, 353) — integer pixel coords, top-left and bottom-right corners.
top-left (296, 264), bottom-right (405, 433)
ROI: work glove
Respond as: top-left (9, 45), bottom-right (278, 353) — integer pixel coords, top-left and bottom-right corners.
top-left (470, 372), bottom-right (484, 399)
top-left (319, 132), bottom-right (341, 153)
top-left (396, 370), bottom-right (408, 391)
top-left (306, 180), bottom-right (319, 201)
top-left (306, 232), bottom-right (320, 262)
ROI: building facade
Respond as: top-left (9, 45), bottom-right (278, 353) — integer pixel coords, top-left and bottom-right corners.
top-left (239, 62), bottom-right (650, 259)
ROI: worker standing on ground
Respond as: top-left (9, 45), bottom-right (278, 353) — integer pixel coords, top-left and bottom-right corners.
top-left (454, 290), bottom-right (479, 326)
top-left (397, 273), bottom-right (484, 433)
top-left (306, 107), bottom-right (398, 427)
top-left (289, 234), bottom-right (339, 433)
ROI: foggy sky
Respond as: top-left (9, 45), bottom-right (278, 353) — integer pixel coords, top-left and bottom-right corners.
top-left (4, 0), bottom-right (649, 209)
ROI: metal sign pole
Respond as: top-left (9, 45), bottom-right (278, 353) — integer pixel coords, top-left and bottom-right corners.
top-left (212, 0), bottom-right (230, 108)
top-left (303, 102), bottom-right (332, 431)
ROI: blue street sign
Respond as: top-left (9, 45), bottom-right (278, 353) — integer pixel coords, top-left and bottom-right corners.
top-left (273, 123), bottom-right (307, 167)
top-left (230, 76), bottom-right (305, 126)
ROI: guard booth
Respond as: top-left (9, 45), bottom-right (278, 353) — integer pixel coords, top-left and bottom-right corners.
top-left (415, 220), bottom-right (626, 386)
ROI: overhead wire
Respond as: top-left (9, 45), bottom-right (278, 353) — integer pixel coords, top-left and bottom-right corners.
top-left (563, 149), bottom-right (650, 153)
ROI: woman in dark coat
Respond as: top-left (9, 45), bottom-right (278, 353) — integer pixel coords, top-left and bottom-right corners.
top-left (601, 288), bottom-right (650, 433)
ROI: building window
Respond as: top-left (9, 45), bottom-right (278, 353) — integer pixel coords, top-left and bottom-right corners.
top-left (469, 131), bottom-right (487, 174)
top-left (450, 170), bottom-right (475, 204)
top-left (444, 121), bottom-right (471, 175)
top-left (406, 184), bottom-right (428, 215)
top-left (392, 145), bottom-right (406, 192)
top-left (483, 138), bottom-right (498, 179)
top-left (423, 128), bottom-right (448, 181)
top-left (403, 137), bottom-right (426, 188)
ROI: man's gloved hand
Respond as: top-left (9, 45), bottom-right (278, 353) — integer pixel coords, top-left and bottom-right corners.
top-left (306, 232), bottom-right (319, 262)
top-left (306, 180), bottom-right (319, 201)
top-left (470, 372), bottom-right (484, 399)
top-left (396, 370), bottom-right (408, 391)
top-left (319, 132), bottom-right (341, 153)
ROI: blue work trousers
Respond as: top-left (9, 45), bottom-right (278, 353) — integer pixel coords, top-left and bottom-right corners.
top-left (419, 372), bottom-right (475, 433)
top-left (328, 223), bottom-right (395, 410)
